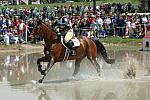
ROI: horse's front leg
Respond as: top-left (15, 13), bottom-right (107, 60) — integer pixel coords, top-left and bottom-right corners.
top-left (37, 56), bottom-right (50, 75)
top-left (38, 56), bottom-right (55, 83)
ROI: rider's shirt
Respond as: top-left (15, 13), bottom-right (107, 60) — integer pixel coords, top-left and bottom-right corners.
top-left (57, 16), bottom-right (68, 26)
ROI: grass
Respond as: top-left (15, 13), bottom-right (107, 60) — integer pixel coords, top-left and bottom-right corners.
top-left (0, 0), bottom-right (139, 9)
top-left (102, 37), bottom-right (142, 44)
top-left (100, 37), bottom-right (143, 51)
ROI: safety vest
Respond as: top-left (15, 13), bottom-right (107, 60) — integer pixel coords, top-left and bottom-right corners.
top-left (57, 17), bottom-right (68, 26)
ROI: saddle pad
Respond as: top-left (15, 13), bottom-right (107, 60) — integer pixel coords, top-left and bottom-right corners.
top-left (71, 38), bottom-right (80, 47)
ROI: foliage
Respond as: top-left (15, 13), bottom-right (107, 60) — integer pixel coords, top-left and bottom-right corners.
top-left (138, 0), bottom-right (149, 12)
top-left (0, 0), bottom-right (140, 9)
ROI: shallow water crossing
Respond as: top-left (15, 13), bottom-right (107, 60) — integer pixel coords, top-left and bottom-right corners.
top-left (0, 49), bottom-right (150, 100)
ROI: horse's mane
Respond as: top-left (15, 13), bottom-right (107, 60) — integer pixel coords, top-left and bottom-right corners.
top-left (36, 18), bottom-right (56, 34)
top-left (44, 22), bottom-right (57, 34)
top-left (39, 22), bottom-right (59, 43)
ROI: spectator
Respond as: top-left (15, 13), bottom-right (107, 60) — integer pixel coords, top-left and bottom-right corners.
top-left (129, 19), bottom-right (138, 38)
top-left (1, 25), bottom-right (8, 35)
top-left (8, 28), bottom-right (18, 44)
top-left (0, 2), bottom-right (149, 45)
top-left (18, 20), bottom-right (25, 42)
top-left (0, 14), bottom-right (4, 29)
top-left (125, 18), bottom-right (131, 37)
top-left (118, 15), bottom-right (126, 37)
top-left (99, 26), bottom-right (107, 37)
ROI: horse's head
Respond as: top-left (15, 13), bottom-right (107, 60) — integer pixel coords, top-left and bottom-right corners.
top-left (32, 19), bottom-right (44, 38)
top-left (32, 19), bottom-right (57, 42)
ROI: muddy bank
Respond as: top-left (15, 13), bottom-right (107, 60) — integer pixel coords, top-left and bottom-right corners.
top-left (0, 44), bottom-right (43, 57)
top-left (0, 44), bottom-right (43, 52)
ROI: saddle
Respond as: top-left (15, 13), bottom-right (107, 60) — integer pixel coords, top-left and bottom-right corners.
top-left (61, 37), bottom-right (80, 55)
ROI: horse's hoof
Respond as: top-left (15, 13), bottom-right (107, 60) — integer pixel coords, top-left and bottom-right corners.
top-left (38, 79), bottom-right (43, 83)
top-left (69, 76), bottom-right (75, 80)
top-left (72, 76), bottom-right (75, 79)
top-left (30, 80), bottom-right (37, 84)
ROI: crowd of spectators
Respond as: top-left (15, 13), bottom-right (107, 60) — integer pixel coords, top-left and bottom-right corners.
top-left (0, 2), bottom-right (150, 45)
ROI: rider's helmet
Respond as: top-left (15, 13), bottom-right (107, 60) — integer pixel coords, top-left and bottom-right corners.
top-left (57, 9), bottom-right (65, 17)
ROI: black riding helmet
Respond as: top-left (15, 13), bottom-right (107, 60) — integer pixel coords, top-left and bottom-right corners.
top-left (57, 10), bottom-right (65, 16)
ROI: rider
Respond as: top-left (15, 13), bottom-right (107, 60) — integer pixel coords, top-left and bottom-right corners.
top-left (55, 10), bottom-right (76, 55)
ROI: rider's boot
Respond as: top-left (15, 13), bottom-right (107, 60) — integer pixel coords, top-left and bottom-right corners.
top-left (67, 40), bottom-right (76, 55)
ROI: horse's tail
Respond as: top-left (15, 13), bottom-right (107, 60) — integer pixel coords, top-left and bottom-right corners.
top-left (93, 40), bottom-right (115, 64)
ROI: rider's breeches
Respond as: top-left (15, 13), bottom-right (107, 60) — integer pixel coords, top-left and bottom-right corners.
top-left (64, 29), bottom-right (74, 43)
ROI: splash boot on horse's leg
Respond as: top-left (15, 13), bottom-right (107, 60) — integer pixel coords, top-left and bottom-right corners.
top-left (37, 47), bottom-right (55, 77)
top-left (38, 55), bottom-right (55, 83)
top-left (37, 57), bottom-right (46, 76)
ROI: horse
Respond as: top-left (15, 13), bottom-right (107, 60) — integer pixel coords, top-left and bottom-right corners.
top-left (32, 19), bottom-right (115, 83)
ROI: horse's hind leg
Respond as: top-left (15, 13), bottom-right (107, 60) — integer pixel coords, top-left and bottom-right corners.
top-left (87, 57), bottom-right (101, 77)
top-left (72, 59), bottom-right (83, 77)
top-left (94, 60), bottom-right (101, 76)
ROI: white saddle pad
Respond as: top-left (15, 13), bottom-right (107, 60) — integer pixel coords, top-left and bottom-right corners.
top-left (71, 38), bottom-right (80, 47)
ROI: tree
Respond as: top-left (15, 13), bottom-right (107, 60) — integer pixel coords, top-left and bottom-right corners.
top-left (138, 0), bottom-right (149, 12)
top-left (148, 0), bottom-right (150, 12)
top-left (93, 0), bottom-right (96, 14)
top-left (28, 0), bottom-right (32, 4)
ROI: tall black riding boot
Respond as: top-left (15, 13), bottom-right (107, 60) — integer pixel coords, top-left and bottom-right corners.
top-left (67, 41), bottom-right (76, 55)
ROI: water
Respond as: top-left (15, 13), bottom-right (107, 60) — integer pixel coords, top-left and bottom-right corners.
top-left (0, 49), bottom-right (150, 100)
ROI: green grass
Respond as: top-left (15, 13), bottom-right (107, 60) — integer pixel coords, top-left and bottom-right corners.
top-left (101, 37), bottom-right (143, 44)
top-left (0, 0), bottom-right (139, 9)
top-left (101, 37), bottom-right (143, 51)
top-left (0, 37), bottom-right (143, 51)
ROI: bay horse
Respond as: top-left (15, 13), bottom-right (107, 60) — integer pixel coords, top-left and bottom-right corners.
top-left (32, 19), bottom-right (115, 83)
